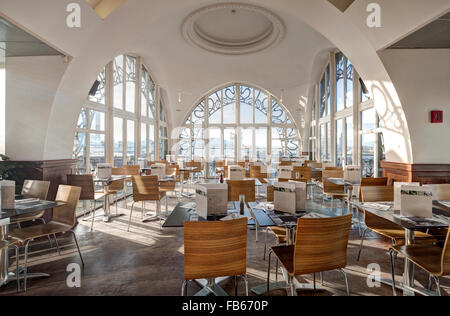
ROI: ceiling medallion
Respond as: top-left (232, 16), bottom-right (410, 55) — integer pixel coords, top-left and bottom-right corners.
top-left (182, 3), bottom-right (286, 55)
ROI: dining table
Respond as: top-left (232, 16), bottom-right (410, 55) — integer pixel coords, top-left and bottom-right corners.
top-left (0, 198), bottom-right (65, 287)
top-left (351, 200), bottom-right (450, 296)
top-left (93, 175), bottom-right (131, 222)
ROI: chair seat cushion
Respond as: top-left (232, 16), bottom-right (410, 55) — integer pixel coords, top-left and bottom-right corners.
top-left (391, 244), bottom-right (443, 275)
top-left (9, 221), bottom-right (73, 244)
top-left (271, 245), bottom-right (295, 275)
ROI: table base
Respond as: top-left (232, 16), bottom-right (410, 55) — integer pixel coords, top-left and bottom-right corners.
top-left (0, 272), bottom-right (51, 288)
top-left (193, 277), bottom-right (229, 296)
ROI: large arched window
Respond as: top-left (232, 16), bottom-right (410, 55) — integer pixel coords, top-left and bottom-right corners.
top-left (177, 83), bottom-right (300, 176)
top-left (73, 54), bottom-right (167, 173)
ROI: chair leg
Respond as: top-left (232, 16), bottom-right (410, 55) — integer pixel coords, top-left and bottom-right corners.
top-left (433, 276), bottom-right (442, 296)
top-left (23, 240), bottom-right (31, 292)
top-left (266, 250), bottom-right (272, 295)
top-left (91, 200), bottom-right (97, 232)
top-left (263, 228), bottom-right (268, 261)
top-left (389, 250), bottom-right (397, 296)
top-left (14, 246), bottom-right (20, 293)
top-left (234, 276), bottom-right (238, 296)
top-left (40, 218), bottom-right (53, 248)
top-left (339, 269), bottom-right (350, 296)
top-left (357, 229), bottom-right (368, 261)
top-left (428, 274), bottom-right (433, 291)
top-left (289, 276), bottom-right (296, 296)
top-left (54, 234), bottom-right (61, 256)
top-left (128, 202), bottom-right (135, 232)
top-left (181, 280), bottom-right (189, 296)
top-left (70, 231), bottom-right (84, 266)
top-left (240, 275), bottom-right (249, 296)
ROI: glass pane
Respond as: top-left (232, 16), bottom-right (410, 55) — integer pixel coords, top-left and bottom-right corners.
top-left (346, 116), bottom-right (353, 165)
top-left (240, 85), bottom-right (253, 124)
top-left (113, 117), bottom-right (123, 167)
top-left (141, 123), bottom-right (147, 158)
top-left (223, 86), bottom-right (236, 124)
top-left (192, 101), bottom-right (206, 125)
top-left (113, 55), bottom-right (124, 109)
top-left (326, 122), bottom-right (331, 161)
top-left (272, 127), bottom-right (284, 140)
top-left (320, 124), bottom-right (326, 162)
top-left (255, 89), bottom-right (268, 124)
top-left (255, 128), bottom-right (267, 162)
top-left (346, 58), bottom-right (353, 108)
top-left (209, 128), bottom-right (221, 163)
top-left (88, 67), bottom-right (106, 104)
top-left (125, 56), bottom-right (136, 113)
top-left (361, 133), bottom-right (375, 177)
top-left (326, 65), bottom-right (331, 116)
top-left (361, 108), bottom-right (376, 131)
top-left (320, 74), bottom-right (326, 118)
top-left (178, 128), bottom-right (191, 160)
top-left (378, 133), bottom-right (386, 177)
top-left (335, 53), bottom-right (345, 112)
top-left (208, 90), bottom-right (221, 124)
top-left (90, 110), bottom-right (105, 131)
top-left (149, 124), bottom-right (155, 160)
top-left (127, 121), bottom-right (135, 165)
top-left (90, 134), bottom-right (105, 170)
top-left (159, 102), bottom-right (166, 122)
top-left (240, 128), bottom-right (253, 160)
top-left (271, 139), bottom-right (283, 162)
top-left (272, 100), bottom-right (286, 124)
top-left (287, 139), bottom-right (299, 158)
top-left (224, 128), bottom-right (235, 160)
top-left (77, 108), bottom-right (87, 129)
top-left (73, 132), bottom-right (87, 174)
top-left (193, 128), bottom-right (204, 158)
top-left (336, 119), bottom-right (343, 167)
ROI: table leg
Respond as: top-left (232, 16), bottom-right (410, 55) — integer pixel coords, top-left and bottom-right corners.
top-left (403, 229), bottom-right (415, 296)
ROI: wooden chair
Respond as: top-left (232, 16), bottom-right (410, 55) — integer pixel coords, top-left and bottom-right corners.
top-left (389, 227), bottom-right (450, 296)
top-left (123, 165), bottom-right (140, 176)
top-left (268, 215), bottom-right (353, 296)
top-left (67, 174), bottom-right (107, 231)
top-left (358, 177), bottom-right (388, 201)
top-left (215, 160), bottom-right (225, 175)
top-left (292, 167), bottom-right (312, 182)
top-left (322, 170), bottom-right (346, 209)
top-left (128, 176), bottom-right (165, 231)
top-left (11, 180), bottom-right (51, 226)
top-left (227, 180), bottom-right (255, 203)
top-left (357, 186), bottom-right (436, 261)
top-left (325, 167), bottom-right (343, 171)
top-left (182, 218), bottom-right (248, 296)
top-left (9, 185), bottom-right (84, 291)
top-left (186, 161), bottom-right (202, 181)
top-left (280, 161), bottom-right (292, 166)
top-left (250, 166), bottom-right (268, 181)
top-left (308, 162), bottom-right (322, 169)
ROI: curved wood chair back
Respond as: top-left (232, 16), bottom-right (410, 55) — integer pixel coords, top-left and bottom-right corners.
top-left (292, 167), bottom-right (312, 181)
top-left (53, 185), bottom-right (81, 227)
top-left (325, 167), bottom-right (343, 171)
top-left (186, 161), bottom-right (202, 173)
top-left (124, 165), bottom-right (140, 176)
top-left (155, 160), bottom-right (169, 165)
top-left (280, 161), bottom-right (292, 166)
top-left (21, 180), bottom-right (50, 200)
top-left (66, 174), bottom-right (95, 201)
top-left (427, 184), bottom-right (450, 201)
top-left (109, 179), bottom-right (125, 192)
top-left (132, 176), bottom-right (161, 202)
top-left (112, 168), bottom-right (127, 175)
top-left (359, 177), bottom-right (389, 201)
top-left (184, 218), bottom-right (247, 280)
top-left (293, 215), bottom-right (352, 275)
top-left (309, 162), bottom-right (322, 169)
top-left (216, 161), bottom-right (225, 169)
top-left (227, 180), bottom-right (255, 202)
top-left (322, 170), bottom-right (345, 193)
top-left (250, 166), bottom-right (267, 179)
top-left (360, 186), bottom-right (393, 203)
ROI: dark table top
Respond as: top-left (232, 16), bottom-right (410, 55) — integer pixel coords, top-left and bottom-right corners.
top-left (163, 201), bottom-right (276, 228)
top-left (0, 200), bottom-right (65, 221)
top-left (351, 200), bottom-right (450, 231)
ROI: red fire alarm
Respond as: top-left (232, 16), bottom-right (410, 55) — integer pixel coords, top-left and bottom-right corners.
top-left (431, 111), bottom-right (443, 123)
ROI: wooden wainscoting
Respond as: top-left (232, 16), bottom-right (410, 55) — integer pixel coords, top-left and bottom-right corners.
top-left (381, 161), bottom-right (450, 185)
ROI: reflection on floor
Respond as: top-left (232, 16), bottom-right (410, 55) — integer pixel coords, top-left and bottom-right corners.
top-left (1, 184), bottom-right (448, 296)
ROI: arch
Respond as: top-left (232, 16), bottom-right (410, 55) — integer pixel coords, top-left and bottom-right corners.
top-left (27, 0), bottom-right (418, 163)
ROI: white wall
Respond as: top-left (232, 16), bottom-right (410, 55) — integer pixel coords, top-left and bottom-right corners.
top-left (5, 55), bottom-right (68, 160)
top-left (379, 49), bottom-right (450, 164)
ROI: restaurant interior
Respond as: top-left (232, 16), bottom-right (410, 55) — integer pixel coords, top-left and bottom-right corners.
top-left (0, 0), bottom-right (449, 297)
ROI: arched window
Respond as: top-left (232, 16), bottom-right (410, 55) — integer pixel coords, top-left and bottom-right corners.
top-left (73, 54), bottom-right (166, 173)
top-left (177, 83), bottom-right (300, 176)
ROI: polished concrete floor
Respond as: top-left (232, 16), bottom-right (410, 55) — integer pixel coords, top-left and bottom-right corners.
top-left (0, 185), bottom-right (448, 296)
